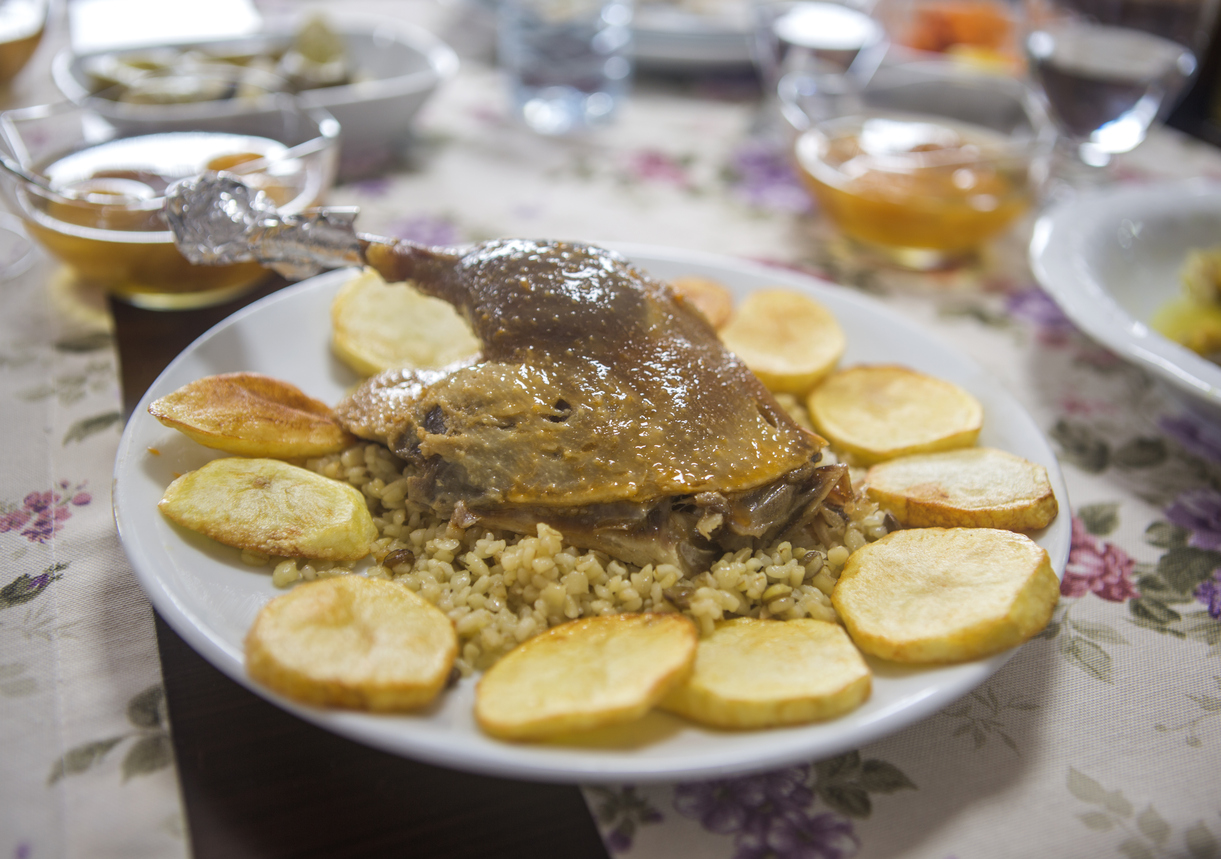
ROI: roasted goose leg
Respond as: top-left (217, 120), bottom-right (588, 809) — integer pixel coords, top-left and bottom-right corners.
top-left (166, 175), bottom-right (851, 572)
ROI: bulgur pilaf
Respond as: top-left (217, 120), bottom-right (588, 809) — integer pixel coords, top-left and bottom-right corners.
top-left (251, 397), bottom-right (889, 677)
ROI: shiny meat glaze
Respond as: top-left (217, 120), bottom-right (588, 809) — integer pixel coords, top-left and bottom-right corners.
top-left (361, 238), bottom-right (820, 508)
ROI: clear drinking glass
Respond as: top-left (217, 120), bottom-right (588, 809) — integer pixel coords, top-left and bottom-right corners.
top-left (498, 0), bottom-right (635, 136)
top-left (1024, 0), bottom-right (1219, 170)
top-left (754, 0), bottom-right (888, 128)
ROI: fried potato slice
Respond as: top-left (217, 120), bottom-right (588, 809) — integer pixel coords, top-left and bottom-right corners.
top-left (670, 275), bottom-right (735, 329)
top-left (245, 576), bottom-right (457, 711)
top-left (720, 289), bottom-right (846, 394)
top-left (159, 457), bottom-right (378, 562)
top-left (331, 268), bottom-right (481, 376)
top-left (806, 365), bottom-right (982, 464)
top-left (474, 613), bottom-right (697, 741)
top-left (832, 528), bottom-right (1059, 664)
top-left (659, 617), bottom-right (870, 729)
top-left (866, 447), bottom-right (1058, 530)
top-left (148, 372), bottom-right (355, 458)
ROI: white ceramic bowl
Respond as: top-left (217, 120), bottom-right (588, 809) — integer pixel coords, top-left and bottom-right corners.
top-left (51, 14), bottom-right (458, 161)
top-left (1029, 179), bottom-right (1221, 417)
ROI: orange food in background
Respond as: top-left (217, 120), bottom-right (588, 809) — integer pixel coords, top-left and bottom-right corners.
top-left (898, 1), bottom-right (1021, 70)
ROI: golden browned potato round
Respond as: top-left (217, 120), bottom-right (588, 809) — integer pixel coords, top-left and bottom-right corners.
top-left (149, 372), bottom-right (355, 458)
top-left (245, 576), bottom-right (458, 711)
top-left (865, 447), bottom-right (1058, 530)
top-left (720, 288), bottom-right (846, 394)
top-left (331, 268), bottom-right (481, 376)
top-left (474, 613), bottom-right (697, 741)
top-left (660, 617), bottom-right (870, 729)
top-left (806, 364), bottom-right (982, 464)
top-left (670, 275), bottom-right (735, 329)
top-left (832, 527), bottom-right (1059, 664)
top-left (159, 457), bottom-right (378, 562)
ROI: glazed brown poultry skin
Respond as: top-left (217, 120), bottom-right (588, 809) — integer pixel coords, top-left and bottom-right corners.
top-left (337, 238), bottom-right (850, 572)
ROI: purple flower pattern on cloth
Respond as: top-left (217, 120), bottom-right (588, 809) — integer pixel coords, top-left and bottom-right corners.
top-left (735, 810), bottom-right (859, 859)
top-left (1196, 570), bottom-right (1221, 619)
top-left (0, 562), bottom-right (67, 609)
top-left (726, 140), bottom-right (812, 214)
top-left (674, 766), bottom-right (859, 859)
top-left (589, 785), bottom-right (664, 854)
top-left (384, 214), bottom-right (463, 247)
top-left (625, 149), bottom-right (691, 188)
top-left (1005, 287), bottom-right (1078, 343)
top-left (1061, 516), bottom-right (1139, 602)
top-left (1164, 488), bottom-right (1221, 551)
top-left (1160, 412), bottom-right (1221, 463)
top-left (0, 481), bottom-right (91, 545)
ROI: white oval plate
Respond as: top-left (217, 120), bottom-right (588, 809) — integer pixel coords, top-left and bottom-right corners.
top-left (114, 245), bottom-right (1069, 784)
top-left (1030, 179), bottom-right (1221, 417)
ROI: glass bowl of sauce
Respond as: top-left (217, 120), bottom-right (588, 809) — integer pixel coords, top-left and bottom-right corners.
top-left (0, 93), bottom-right (339, 308)
top-left (0, 0), bottom-right (47, 86)
top-left (785, 62), bottom-right (1054, 269)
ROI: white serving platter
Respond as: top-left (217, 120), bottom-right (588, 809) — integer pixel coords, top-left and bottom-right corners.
top-left (114, 244), bottom-right (1070, 784)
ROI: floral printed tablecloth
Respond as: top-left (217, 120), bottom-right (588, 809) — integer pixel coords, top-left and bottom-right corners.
top-left (4, 1), bottom-right (1221, 856)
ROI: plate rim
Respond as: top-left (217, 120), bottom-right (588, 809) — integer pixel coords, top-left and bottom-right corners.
top-left (114, 244), bottom-right (1070, 784)
top-left (1029, 178), bottom-right (1221, 411)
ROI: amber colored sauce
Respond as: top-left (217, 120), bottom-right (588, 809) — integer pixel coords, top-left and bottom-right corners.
top-left (206, 151), bottom-right (266, 172)
top-left (24, 213), bottom-right (269, 298)
top-left (0, 0), bottom-right (44, 85)
top-left (794, 118), bottom-right (1031, 253)
top-left (19, 133), bottom-right (314, 304)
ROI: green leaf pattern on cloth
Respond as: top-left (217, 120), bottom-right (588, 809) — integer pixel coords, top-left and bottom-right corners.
top-left (0, 252), bottom-right (186, 858)
top-left (1068, 768), bottom-right (1220, 859)
top-left (45, 685), bottom-right (176, 786)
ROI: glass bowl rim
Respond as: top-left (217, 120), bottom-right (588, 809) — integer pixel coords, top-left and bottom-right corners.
top-left (781, 59), bottom-right (1057, 161)
top-left (0, 96), bottom-right (340, 215)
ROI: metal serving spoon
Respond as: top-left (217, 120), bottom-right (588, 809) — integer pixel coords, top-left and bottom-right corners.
top-left (0, 151), bottom-right (57, 194)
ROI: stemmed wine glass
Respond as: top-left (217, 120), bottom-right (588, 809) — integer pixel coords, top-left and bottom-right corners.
top-left (1023, 0), bottom-right (1218, 182)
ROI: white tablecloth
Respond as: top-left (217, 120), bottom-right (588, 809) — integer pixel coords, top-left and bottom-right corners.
top-left (3, 1), bottom-right (1221, 856)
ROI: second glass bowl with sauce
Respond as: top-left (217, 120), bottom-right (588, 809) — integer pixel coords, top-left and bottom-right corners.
top-left (783, 62), bottom-right (1054, 270)
top-left (0, 91), bottom-right (340, 309)
top-left (0, 0), bottom-right (47, 86)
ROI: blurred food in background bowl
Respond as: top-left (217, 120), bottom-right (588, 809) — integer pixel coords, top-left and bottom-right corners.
top-left (0, 94), bottom-right (340, 309)
top-left (783, 61), bottom-right (1053, 269)
top-left (1030, 180), bottom-right (1221, 418)
top-left (51, 13), bottom-right (458, 174)
top-left (0, 0), bottom-right (47, 85)
top-left (878, 0), bottom-right (1022, 71)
